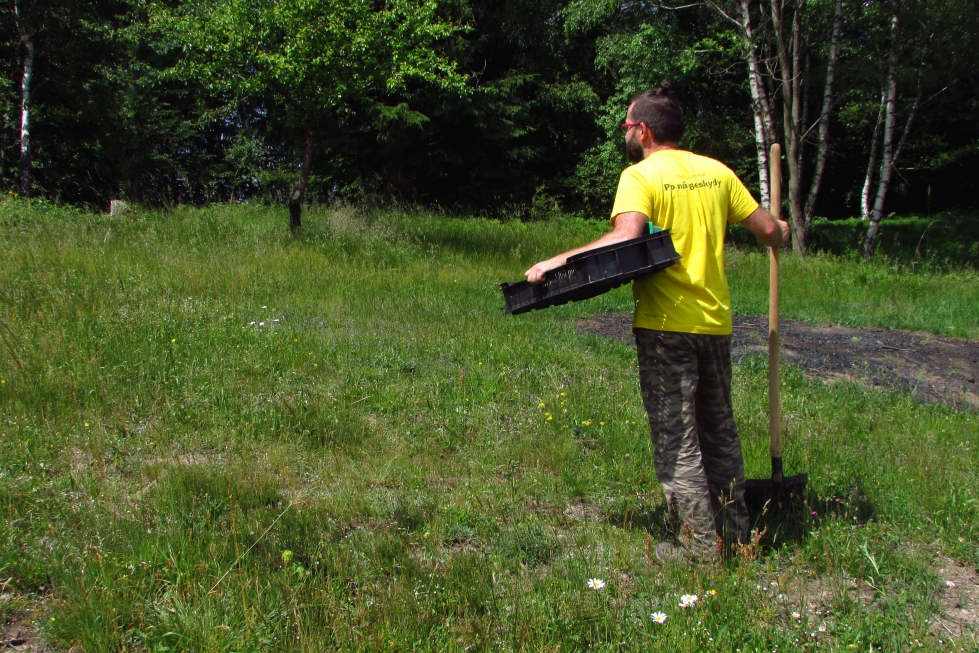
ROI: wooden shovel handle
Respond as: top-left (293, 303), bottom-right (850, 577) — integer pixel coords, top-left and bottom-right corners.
top-left (769, 144), bottom-right (782, 466)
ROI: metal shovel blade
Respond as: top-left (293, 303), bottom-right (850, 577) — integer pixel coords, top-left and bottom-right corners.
top-left (744, 473), bottom-right (808, 513)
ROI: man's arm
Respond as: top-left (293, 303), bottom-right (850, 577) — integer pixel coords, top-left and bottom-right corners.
top-left (524, 212), bottom-right (648, 284)
top-left (739, 206), bottom-right (791, 249)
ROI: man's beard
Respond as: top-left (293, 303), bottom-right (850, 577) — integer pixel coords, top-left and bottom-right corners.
top-left (625, 133), bottom-right (644, 163)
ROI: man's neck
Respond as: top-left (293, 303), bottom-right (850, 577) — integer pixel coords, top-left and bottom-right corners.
top-left (643, 142), bottom-right (679, 159)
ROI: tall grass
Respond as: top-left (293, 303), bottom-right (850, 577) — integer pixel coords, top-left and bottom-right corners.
top-left (727, 248), bottom-right (979, 339)
top-left (0, 203), bottom-right (976, 651)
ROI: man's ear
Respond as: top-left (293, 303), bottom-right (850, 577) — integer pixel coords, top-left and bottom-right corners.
top-left (641, 123), bottom-right (655, 146)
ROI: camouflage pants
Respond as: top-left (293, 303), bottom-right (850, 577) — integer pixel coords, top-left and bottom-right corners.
top-left (635, 329), bottom-right (750, 561)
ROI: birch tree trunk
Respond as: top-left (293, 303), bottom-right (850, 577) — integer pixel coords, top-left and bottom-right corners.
top-left (750, 103), bottom-right (771, 208)
top-left (863, 15), bottom-right (900, 258)
top-left (860, 92), bottom-right (885, 219)
top-left (707, 0), bottom-right (778, 209)
top-left (802, 0), bottom-right (842, 231)
top-left (288, 123), bottom-right (315, 230)
top-left (13, 0), bottom-right (33, 198)
top-left (863, 38), bottom-right (926, 256)
top-left (740, 0), bottom-right (778, 208)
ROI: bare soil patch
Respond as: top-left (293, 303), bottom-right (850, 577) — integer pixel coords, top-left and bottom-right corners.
top-left (575, 313), bottom-right (979, 411)
top-left (563, 498), bottom-right (607, 523)
top-left (932, 553), bottom-right (979, 644)
top-left (1, 599), bottom-right (61, 653)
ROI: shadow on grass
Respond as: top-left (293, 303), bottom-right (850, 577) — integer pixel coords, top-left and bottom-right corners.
top-left (605, 500), bottom-right (813, 554)
top-left (602, 503), bottom-right (674, 542)
top-left (748, 476), bottom-right (878, 552)
top-left (601, 477), bottom-right (878, 559)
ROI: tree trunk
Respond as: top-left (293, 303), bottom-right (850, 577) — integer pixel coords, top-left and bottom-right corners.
top-left (864, 38), bottom-right (925, 257)
top-left (863, 15), bottom-right (900, 259)
top-left (788, 0), bottom-right (804, 255)
top-left (802, 0), bottom-right (842, 232)
top-left (707, 0), bottom-right (778, 208)
top-left (773, 0), bottom-right (806, 256)
top-left (860, 92), bottom-right (885, 220)
top-left (892, 48), bottom-right (926, 168)
top-left (739, 0), bottom-right (778, 208)
top-left (288, 123), bottom-right (315, 230)
top-left (13, 0), bottom-right (33, 198)
top-left (749, 108), bottom-right (771, 207)
top-left (0, 109), bottom-right (7, 194)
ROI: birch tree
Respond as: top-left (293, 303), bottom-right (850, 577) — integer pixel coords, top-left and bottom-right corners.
top-left (705, 0), bottom-right (777, 208)
top-left (802, 0), bottom-right (843, 231)
top-left (703, 0), bottom-right (843, 255)
top-left (862, 14), bottom-right (902, 257)
top-left (861, 2), bottom-right (937, 258)
top-left (11, 0), bottom-right (33, 197)
top-left (859, 93), bottom-right (885, 220)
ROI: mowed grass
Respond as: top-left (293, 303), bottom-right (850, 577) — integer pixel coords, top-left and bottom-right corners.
top-left (0, 202), bottom-right (976, 652)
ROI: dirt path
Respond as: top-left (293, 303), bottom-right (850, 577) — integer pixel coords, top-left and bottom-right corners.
top-left (575, 313), bottom-right (979, 411)
top-left (1, 604), bottom-right (61, 653)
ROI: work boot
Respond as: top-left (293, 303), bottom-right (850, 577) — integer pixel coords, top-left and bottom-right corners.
top-left (654, 542), bottom-right (693, 565)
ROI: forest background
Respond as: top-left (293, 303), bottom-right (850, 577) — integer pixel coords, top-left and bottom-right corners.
top-left (2, 0), bottom-right (978, 257)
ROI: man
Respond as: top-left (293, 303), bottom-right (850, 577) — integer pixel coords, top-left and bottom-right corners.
top-left (526, 84), bottom-right (789, 563)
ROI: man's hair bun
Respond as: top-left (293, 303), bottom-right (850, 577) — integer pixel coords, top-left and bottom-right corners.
top-left (630, 82), bottom-right (683, 142)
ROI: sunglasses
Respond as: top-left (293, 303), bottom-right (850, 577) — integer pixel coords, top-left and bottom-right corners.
top-left (620, 122), bottom-right (645, 133)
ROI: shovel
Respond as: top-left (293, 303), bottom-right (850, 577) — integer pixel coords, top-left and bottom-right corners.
top-left (744, 143), bottom-right (807, 512)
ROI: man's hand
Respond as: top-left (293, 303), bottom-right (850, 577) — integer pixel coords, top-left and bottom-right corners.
top-left (741, 206), bottom-right (790, 249)
top-left (523, 212), bottom-right (648, 284)
top-left (525, 259), bottom-right (562, 284)
top-left (776, 218), bottom-right (791, 246)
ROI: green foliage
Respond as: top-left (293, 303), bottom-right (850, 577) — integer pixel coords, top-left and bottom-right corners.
top-left (3, 0), bottom-right (979, 221)
top-left (153, 0), bottom-right (467, 109)
top-left (142, 0), bottom-right (468, 214)
top-left (567, 4), bottom-right (755, 212)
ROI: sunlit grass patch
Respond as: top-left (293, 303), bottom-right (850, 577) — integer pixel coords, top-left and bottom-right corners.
top-left (0, 203), bottom-right (976, 650)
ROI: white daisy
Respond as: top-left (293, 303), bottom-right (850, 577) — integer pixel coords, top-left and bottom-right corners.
top-left (587, 578), bottom-right (606, 590)
top-left (679, 594), bottom-right (699, 608)
top-left (651, 611), bottom-right (668, 624)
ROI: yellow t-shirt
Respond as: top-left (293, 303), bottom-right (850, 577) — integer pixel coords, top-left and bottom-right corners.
top-left (610, 149), bottom-right (759, 335)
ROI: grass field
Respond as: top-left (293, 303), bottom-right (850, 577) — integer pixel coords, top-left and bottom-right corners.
top-left (0, 202), bottom-right (977, 652)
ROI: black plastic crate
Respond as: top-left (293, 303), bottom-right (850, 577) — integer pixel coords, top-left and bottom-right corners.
top-left (501, 230), bottom-right (680, 314)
